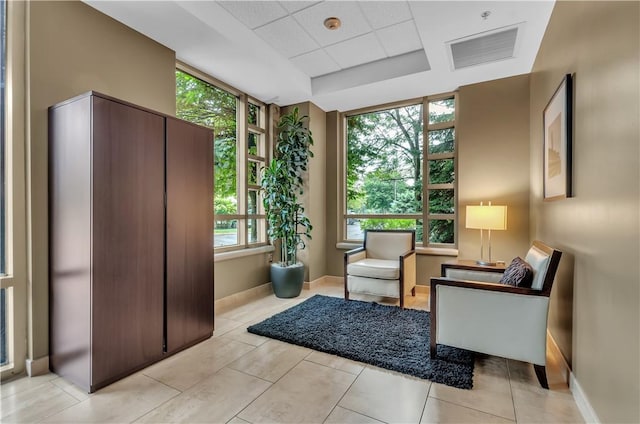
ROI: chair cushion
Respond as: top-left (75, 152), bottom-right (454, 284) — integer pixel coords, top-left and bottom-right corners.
top-left (347, 259), bottom-right (400, 280)
top-left (347, 275), bottom-right (400, 298)
top-left (365, 231), bottom-right (414, 260)
top-left (525, 246), bottom-right (552, 290)
top-left (499, 257), bottom-right (534, 288)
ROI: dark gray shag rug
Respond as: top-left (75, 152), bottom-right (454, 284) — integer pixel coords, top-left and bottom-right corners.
top-left (247, 295), bottom-right (474, 389)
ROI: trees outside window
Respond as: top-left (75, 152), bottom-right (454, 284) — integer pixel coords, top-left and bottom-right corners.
top-left (345, 95), bottom-right (457, 247)
top-left (176, 68), bottom-right (267, 250)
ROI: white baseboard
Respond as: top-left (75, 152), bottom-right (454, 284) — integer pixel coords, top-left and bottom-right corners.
top-left (547, 331), bottom-right (600, 424)
top-left (570, 372), bottom-right (600, 423)
top-left (26, 356), bottom-right (49, 377)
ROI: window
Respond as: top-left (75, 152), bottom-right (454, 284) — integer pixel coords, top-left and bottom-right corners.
top-left (343, 94), bottom-right (457, 247)
top-left (176, 68), bottom-right (268, 251)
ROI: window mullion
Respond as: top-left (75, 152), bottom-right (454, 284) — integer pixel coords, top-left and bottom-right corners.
top-left (427, 121), bottom-right (454, 131)
top-left (427, 183), bottom-right (454, 190)
top-left (238, 94), bottom-right (248, 247)
top-left (428, 214), bottom-right (455, 220)
top-left (422, 97), bottom-right (429, 238)
top-left (428, 152), bottom-right (455, 160)
top-left (248, 124), bottom-right (265, 134)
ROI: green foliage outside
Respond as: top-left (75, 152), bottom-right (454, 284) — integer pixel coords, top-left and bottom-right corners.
top-left (176, 70), bottom-right (237, 216)
top-left (176, 69), bottom-right (456, 245)
top-left (347, 99), bottom-right (456, 244)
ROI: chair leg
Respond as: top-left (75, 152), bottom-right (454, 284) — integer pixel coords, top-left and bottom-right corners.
top-left (534, 364), bottom-right (549, 389)
top-left (399, 295), bottom-right (404, 309)
top-left (430, 283), bottom-right (437, 358)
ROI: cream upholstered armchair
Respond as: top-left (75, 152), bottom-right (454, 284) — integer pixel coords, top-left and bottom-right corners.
top-left (430, 241), bottom-right (562, 388)
top-left (344, 230), bottom-right (416, 308)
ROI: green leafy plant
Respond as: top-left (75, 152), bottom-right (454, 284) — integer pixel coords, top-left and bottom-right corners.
top-left (261, 107), bottom-right (314, 267)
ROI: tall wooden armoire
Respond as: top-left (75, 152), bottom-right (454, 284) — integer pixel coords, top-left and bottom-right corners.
top-left (49, 92), bottom-right (213, 392)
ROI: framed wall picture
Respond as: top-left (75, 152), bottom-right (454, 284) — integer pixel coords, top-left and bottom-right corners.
top-left (543, 74), bottom-right (573, 200)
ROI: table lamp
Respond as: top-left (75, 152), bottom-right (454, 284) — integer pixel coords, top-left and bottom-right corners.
top-left (466, 202), bottom-right (507, 265)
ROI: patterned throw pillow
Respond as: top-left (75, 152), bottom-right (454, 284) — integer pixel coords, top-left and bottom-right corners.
top-left (499, 257), bottom-right (534, 288)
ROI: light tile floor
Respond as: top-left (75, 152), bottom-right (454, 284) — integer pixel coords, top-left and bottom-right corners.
top-left (0, 281), bottom-right (585, 423)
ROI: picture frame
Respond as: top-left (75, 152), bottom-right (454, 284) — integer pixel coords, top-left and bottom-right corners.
top-left (543, 74), bottom-right (573, 200)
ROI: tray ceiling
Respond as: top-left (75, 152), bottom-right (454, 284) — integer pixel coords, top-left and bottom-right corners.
top-left (84, 1), bottom-right (554, 111)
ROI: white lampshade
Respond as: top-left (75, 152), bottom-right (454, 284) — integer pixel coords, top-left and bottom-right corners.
top-left (466, 205), bottom-right (507, 230)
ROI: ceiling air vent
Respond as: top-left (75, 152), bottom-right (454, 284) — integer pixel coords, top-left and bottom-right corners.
top-left (449, 26), bottom-right (519, 70)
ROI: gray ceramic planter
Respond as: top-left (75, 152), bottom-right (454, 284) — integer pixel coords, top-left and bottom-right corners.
top-left (270, 262), bottom-right (304, 298)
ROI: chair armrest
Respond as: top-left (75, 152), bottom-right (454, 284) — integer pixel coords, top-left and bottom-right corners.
top-left (441, 261), bottom-right (505, 276)
top-left (441, 261), bottom-right (505, 283)
top-left (401, 249), bottom-right (417, 292)
top-left (400, 249), bottom-right (416, 260)
top-left (430, 277), bottom-right (547, 297)
top-left (345, 247), bottom-right (366, 264)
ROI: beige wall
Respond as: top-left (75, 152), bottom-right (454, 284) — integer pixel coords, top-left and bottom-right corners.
top-left (324, 75), bottom-right (531, 283)
top-left (281, 102), bottom-right (327, 281)
top-left (324, 112), bottom-right (343, 277)
top-left (530, 2), bottom-right (639, 422)
top-left (306, 103), bottom-right (327, 281)
top-left (214, 256), bottom-right (270, 300)
top-left (457, 75), bottom-right (532, 263)
top-left (27, 0), bottom-right (176, 360)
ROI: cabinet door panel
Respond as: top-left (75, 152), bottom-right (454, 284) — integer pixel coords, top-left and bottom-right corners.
top-left (91, 97), bottom-right (165, 387)
top-left (166, 118), bottom-right (214, 353)
top-left (49, 96), bottom-right (92, 391)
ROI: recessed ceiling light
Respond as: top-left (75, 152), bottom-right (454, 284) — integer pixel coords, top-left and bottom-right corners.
top-left (324, 17), bottom-right (341, 30)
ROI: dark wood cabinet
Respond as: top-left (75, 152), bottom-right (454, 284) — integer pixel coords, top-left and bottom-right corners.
top-left (166, 118), bottom-right (214, 354)
top-left (49, 92), bottom-right (214, 393)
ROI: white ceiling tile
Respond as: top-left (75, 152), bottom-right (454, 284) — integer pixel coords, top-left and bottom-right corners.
top-left (279, 1), bottom-right (320, 14)
top-left (218, 1), bottom-right (287, 29)
top-left (376, 20), bottom-right (423, 57)
top-left (325, 32), bottom-right (387, 69)
top-left (255, 16), bottom-right (320, 58)
top-left (86, 0), bottom-right (556, 111)
top-left (290, 49), bottom-right (341, 77)
top-left (293, 1), bottom-right (372, 47)
top-left (359, 1), bottom-right (413, 30)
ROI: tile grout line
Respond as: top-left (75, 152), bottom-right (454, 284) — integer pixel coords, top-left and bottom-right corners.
top-left (429, 396), bottom-right (518, 423)
top-left (219, 366), bottom-right (273, 424)
top-left (506, 359), bottom-right (519, 423)
top-left (29, 382), bottom-right (83, 422)
top-left (224, 340), bottom-right (311, 388)
top-left (418, 381), bottom-right (432, 422)
top-left (322, 365), bottom-right (381, 424)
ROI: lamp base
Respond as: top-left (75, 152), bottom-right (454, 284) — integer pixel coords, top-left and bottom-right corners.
top-left (476, 260), bottom-right (497, 266)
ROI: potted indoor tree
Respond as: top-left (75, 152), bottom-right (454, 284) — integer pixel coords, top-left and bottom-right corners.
top-left (261, 107), bottom-right (313, 298)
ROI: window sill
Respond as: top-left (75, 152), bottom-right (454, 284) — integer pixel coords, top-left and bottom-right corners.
top-left (335, 242), bottom-right (458, 257)
top-left (415, 247), bottom-right (458, 257)
top-left (214, 245), bottom-right (274, 263)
